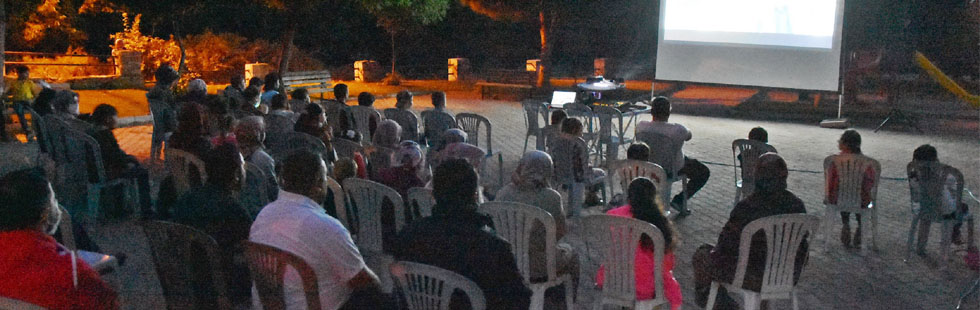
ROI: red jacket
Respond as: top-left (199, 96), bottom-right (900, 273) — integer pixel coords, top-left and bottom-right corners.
top-left (0, 230), bottom-right (118, 310)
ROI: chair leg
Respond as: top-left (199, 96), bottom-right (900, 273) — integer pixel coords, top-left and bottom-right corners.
top-left (792, 291), bottom-right (799, 310)
top-left (706, 282), bottom-right (720, 310)
top-left (564, 277), bottom-right (575, 310)
top-left (734, 184), bottom-right (742, 207)
top-left (530, 287), bottom-right (545, 310)
top-left (523, 134), bottom-right (530, 154)
top-left (860, 212), bottom-right (870, 256)
top-left (86, 186), bottom-right (100, 224)
top-left (941, 220), bottom-right (953, 267)
top-left (743, 292), bottom-right (760, 310)
top-left (907, 215), bottom-right (920, 261)
top-left (822, 207), bottom-right (838, 252)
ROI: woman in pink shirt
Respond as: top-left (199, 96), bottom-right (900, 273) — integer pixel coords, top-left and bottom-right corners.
top-left (597, 177), bottom-right (682, 309)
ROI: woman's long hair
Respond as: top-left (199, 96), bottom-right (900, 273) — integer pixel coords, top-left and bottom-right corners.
top-left (628, 177), bottom-right (677, 251)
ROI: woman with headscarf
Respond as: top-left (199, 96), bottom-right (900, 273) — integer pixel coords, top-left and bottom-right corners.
top-left (429, 128), bottom-right (486, 169)
top-left (377, 141), bottom-right (425, 198)
top-left (496, 151), bottom-right (578, 286)
top-left (157, 103), bottom-right (214, 219)
top-left (692, 153), bottom-right (808, 310)
top-left (368, 120), bottom-right (402, 179)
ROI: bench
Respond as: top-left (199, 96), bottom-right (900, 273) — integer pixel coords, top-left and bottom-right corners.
top-left (282, 70), bottom-right (333, 101)
top-left (476, 69), bottom-right (535, 99)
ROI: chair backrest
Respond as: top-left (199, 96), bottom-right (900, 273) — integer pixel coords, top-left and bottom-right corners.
top-left (25, 107), bottom-right (48, 151)
top-left (608, 160), bottom-right (669, 203)
top-left (730, 214), bottom-right (820, 294)
top-left (421, 110), bottom-right (457, 147)
top-left (141, 221), bottom-right (232, 310)
top-left (263, 113), bottom-right (296, 136)
top-left (46, 121), bottom-right (107, 209)
top-left (407, 187), bottom-right (435, 221)
top-left (480, 201), bottom-right (559, 282)
top-left (593, 106), bottom-right (624, 143)
top-left (564, 103), bottom-right (596, 135)
top-left (57, 204), bottom-right (76, 250)
top-left (907, 161), bottom-right (965, 216)
top-left (389, 261), bottom-right (487, 310)
top-left (244, 241), bottom-right (322, 310)
top-left (635, 130), bottom-right (684, 177)
top-left (581, 215), bottom-right (666, 308)
top-left (0, 296), bottom-right (47, 310)
top-left (548, 136), bottom-right (587, 185)
top-left (384, 108), bottom-right (420, 142)
top-left (368, 146), bottom-right (396, 179)
top-left (272, 132), bottom-right (328, 162)
top-left (349, 106), bottom-right (382, 143)
top-left (823, 154), bottom-right (881, 210)
top-left (732, 139), bottom-right (777, 196)
top-left (455, 113), bottom-right (493, 154)
top-left (323, 101), bottom-right (350, 131)
top-left (241, 163), bottom-right (270, 218)
top-left (326, 176), bottom-right (351, 229)
top-left (164, 148), bottom-right (207, 197)
top-left (521, 100), bottom-right (549, 136)
top-left (332, 138), bottom-right (364, 160)
top-left (342, 178), bottom-right (405, 253)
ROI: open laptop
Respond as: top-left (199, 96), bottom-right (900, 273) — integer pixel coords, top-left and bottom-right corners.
top-left (550, 91), bottom-right (577, 109)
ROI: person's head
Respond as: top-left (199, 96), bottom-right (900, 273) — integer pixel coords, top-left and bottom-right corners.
top-left (187, 79), bottom-right (207, 98)
top-left (248, 77), bottom-right (264, 90)
top-left (230, 74), bottom-right (245, 90)
top-left (244, 86), bottom-right (261, 108)
top-left (838, 129), bottom-right (862, 154)
top-left (373, 120), bottom-right (402, 147)
top-left (754, 152), bottom-right (788, 193)
top-left (395, 90), bottom-right (413, 109)
top-left (396, 141), bottom-right (424, 169)
top-left (271, 93), bottom-right (288, 111)
top-left (561, 118), bottom-right (584, 136)
top-left (177, 102), bottom-right (207, 136)
top-left (303, 101), bottom-right (326, 125)
top-left (913, 144), bottom-right (938, 162)
top-left (33, 87), bottom-right (57, 115)
top-left (627, 177), bottom-right (676, 251)
top-left (235, 116), bottom-right (266, 149)
top-left (0, 168), bottom-right (61, 234)
top-left (748, 127), bottom-right (768, 143)
top-left (263, 73), bottom-right (280, 92)
top-left (155, 64), bottom-right (179, 88)
top-left (90, 104), bottom-right (119, 129)
top-left (281, 150), bottom-right (329, 204)
top-left (651, 96), bottom-right (671, 121)
top-left (291, 88), bottom-right (310, 103)
top-left (444, 128), bottom-right (467, 144)
top-left (432, 91), bottom-right (447, 109)
top-left (205, 142), bottom-right (246, 192)
top-left (334, 84), bottom-right (349, 101)
top-left (513, 151), bottom-right (553, 190)
top-left (550, 110), bottom-right (567, 125)
top-left (627, 143), bottom-right (650, 161)
top-left (432, 159), bottom-right (479, 215)
top-left (333, 157), bottom-right (358, 182)
top-left (357, 92), bottom-right (375, 107)
top-left (16, 65), bottom-right (30, 80)
top-left (204, 94), bottom-right (230, 116)
top-left (53, 90), bottom-right (80, 116)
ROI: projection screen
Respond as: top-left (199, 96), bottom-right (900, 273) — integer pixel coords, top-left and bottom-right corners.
top-left (655, 0), bottom-right (845, 91)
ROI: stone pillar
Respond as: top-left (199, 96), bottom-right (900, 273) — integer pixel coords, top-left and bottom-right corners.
top-left (448, 58), bottom-right (469, 82)
top-left (245, 63), bottom-right (274, 82)
top-left (115, 50), bottom-right (143, 88)
top-left (354, 60), bottom-right (381, 82)
top-left (594, 58), bottom-right (607, 77)
top-left (526, 59), bottom-right (541, 74)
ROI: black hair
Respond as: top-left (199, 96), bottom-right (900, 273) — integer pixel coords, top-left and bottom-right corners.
top-left (204, 142), bottom-right (243, 191)
top-left (248, 77), bottom-right (264, 89)
top-left (397, 90), bottom-right (412, 102)
top-left (33, 88), bottom-right (58, 115)
top-left (304, 101), bottom-right (324, 115)
top-left (53, 90), bottom-right (78, 113)
top-left (231, 74), bottom-right (245, 86)
top-left (243, 86), bottom-right (261, 101)
top-left (263, 73), bottom-right (280, 92)
top-left (281, 150), bottom-right (325, 195)
top-left (334, 84), bottom-right (349, 100)
top-left (627, 143), bottom-right (650, 161)
top-left (432, 159), bottom-right (479, 214)
top-left (748, 127), bottom-right (768, 143)
top-left (651, 96), bottom-right (671, 120)
top-left (271, 93), bottom-right (288, 110)
top-left (840, 129), bottom-right (862, 154)
top-left (561, 118), bottom-right (583, 135)
top-left (16, 65), bottom-right (29, 74)
top-left (550, 110), bottom-right (567, 125)
top-left (357, 92), bottom-right (375, 107)
top-left (913, 144), bottom-right (938, 162)
top-left (0, 168), bottom-right (51, 231)
top-left (628, 177), bottom-right (676, 251)
top-left (90, 104), bottom-right (118, 126)
top-left (291, 88), bottom-right (309, 100)
top-left (205, 94), bottom-right (229, 115)
top-left (154, 64), bottom-right (179, 85)
top-left (432, 91), bottom-right (446, 108)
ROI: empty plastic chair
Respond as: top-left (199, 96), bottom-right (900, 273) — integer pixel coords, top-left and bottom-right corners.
top-left (521, 100), bottom-right (550, 153)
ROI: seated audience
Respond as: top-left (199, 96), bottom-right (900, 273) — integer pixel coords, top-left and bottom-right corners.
top-left (172, 143), bottom-right (253, 304)
top-left (907, 144), bottom-right (971, 251)
top-left (288, 87), bottom-right (311, 114)
top-left (542, 109), bottom-right (566, 151)
top-left (181, 79), bottom-right (208, 107)
top-left (377, 141), bottom-right (425, 198)
top-left (32, 87), bottom-right (58, 117)
top-left (236, 116), bottom-right (279, 202)
top-left (294, 103), bottom-right (337, 163)
top-left (626, 142), bottom-right (650, 161)
top-left (157, 103), bottom-right (214, 218)
top-left (598, 177), bottom-right (682, 310)
top-left (635, 97), bottom-right (709, 216)
top-left (549, 118), bottom-right (606, 212)
top-left (250, 151), bottom-right (388, 309)
top-left (368, 119), bottom-right (403, 179)
top-left (0, 169), bottom-right (118, 309)
top-left (391, 90), bottom-right (420, 141)
top-left (395, 90), bottom-right (413, 110)
top-left (496, 151), bottom-right (578, 283)
top-left (223, 74), bottom-right (246, 108)
top-left (247, 77), bottom-right (264, 90)
top-left (825, 129), bottom-right (876, 248)
top-left (260, 73), bottom-right (280, 107)
top-left (86, 104), bottom-right (153, 217)
top-left (51, 90), bottom-right (92, 132)
top-left (268, 93), bottom-right (298, 131)
top-left (430, 128), bottom-right (486, 169)
top-left (737, 127), bottom-right (777, 195)
top-left (324, 84), bottom-right (355, 137)
top-left (392, 159), bottom-right (532, 310)
top-left (355, 91), bottom-right (382, 138)
top-left (238, 86), bottom-right (264, 117)
top-left (693, 153), bottom-right (808, 309)
top-left (421, 91), bottom-right (457, 147)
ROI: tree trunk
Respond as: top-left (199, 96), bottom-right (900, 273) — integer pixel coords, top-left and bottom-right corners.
top-left (1, 0), bottom-right (6, 92)
top-left (390, 31), bottom-right (396, 76)
top-left (537, 9), bottom-right (552, 88)
top-left (278, 24), bottom-right (297, 83)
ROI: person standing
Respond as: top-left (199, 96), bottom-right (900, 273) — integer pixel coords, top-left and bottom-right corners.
top-left (5, 66), bottom-right (38, 139)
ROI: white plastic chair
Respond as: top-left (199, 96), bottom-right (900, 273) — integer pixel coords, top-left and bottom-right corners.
top-left (384, 108), bottom-right (421, 142)
top-left (594, 106), bottom-right (633, 166)
top-left (564, 102), bottom-right (599, 157)
top-left (455, 113), bottom-right (504, 187)
top-left (822, 154), bottom-right (881, 255)
top-left (241, 163), bottom-right (271, 218)
top-left (349, 106), bottom-right (382, 143)
top-left (607, 160), bottom-right (669, 210)
top-left (332, 138), bottom-right (364, 160)
top-left (342, 178), bottom-right (406, 254)
top-left (581, 215), bottom-right (669, 310)
top-left (479, 201), bottom-right (574, 310)
top-left (521, 100), bottom-right (550, 153)
top-left (420, 109), bottom-right (457, 148)
top-left (706, 214), bottom-right (820, 310)
top-left (905, 162), bottom-right (965, 263)
top-left (326, 176), bottom-right (351, 230)
top-left (389, 261), bottom-right (487, 310)
top-left (732, 139), bottom-right (777, 205)
top-left (407, 187), bottom-right (435, 220)
top-left (245, 241), bottom-right (321, 310)
top-left (635, 130), bottom-right (688, 212)
top-left (164, 148), bottom-right (208, 198)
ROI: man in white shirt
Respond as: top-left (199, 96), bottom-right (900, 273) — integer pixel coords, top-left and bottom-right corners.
top-left (250, 150), bottom-right (388, 309)
top-left (635, 97), bottom-right (710, 216)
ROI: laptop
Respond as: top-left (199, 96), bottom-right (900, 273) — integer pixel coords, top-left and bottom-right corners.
top-left (550, 91), bottom-right (577, 109)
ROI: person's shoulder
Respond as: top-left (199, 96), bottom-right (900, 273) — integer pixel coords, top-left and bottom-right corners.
top-left (606, 205), bottom-right (633, 217)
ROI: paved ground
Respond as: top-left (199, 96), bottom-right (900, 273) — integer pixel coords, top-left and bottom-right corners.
top-left (1, 90), bottom-right (978, 309)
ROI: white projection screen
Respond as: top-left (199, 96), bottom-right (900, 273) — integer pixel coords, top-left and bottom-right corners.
top-left (655, 0), bottom-right (845, 91)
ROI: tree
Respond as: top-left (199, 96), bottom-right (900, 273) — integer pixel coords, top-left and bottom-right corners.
top-left (262, 0), bottom-right (323, 78)
top-left (360, 0), bottom-right (451, 78)
top-left (459, 0), bottom-right (567, 87)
